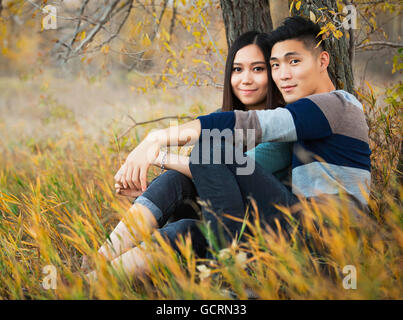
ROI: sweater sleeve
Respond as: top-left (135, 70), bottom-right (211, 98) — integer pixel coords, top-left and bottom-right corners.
top-left (197, 96), bottom-right (334, 145)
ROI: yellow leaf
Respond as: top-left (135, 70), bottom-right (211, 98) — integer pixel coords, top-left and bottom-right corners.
top-left (81, 31), bottom-right (86, 40)
top-left (309, 11), bottom-right (316, 22)
top-left (142, 34), bottom-right (151, 47)
top-left (101, 44), bottom-right (110, 54)
top-left (317, 27), bottom-right (328, 37)
top-left (296, 1), bottom-right (301, 11)
top-left (162, 28), bottom-right (170, 42)
top-left (315, 39), bottom-right (323, 49)
top-left (334, 30), bottom-right (343, 39)
top-left (289, 0), bottom-right (294, 14)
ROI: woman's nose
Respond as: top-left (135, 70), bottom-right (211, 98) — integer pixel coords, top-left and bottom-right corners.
top-left (241, 71), bottom-right (253, 84)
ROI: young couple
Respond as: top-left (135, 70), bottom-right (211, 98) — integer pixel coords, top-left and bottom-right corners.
top-left (85, 16), bottom-right (371, 282)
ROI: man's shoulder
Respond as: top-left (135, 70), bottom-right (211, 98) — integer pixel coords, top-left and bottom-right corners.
top-left (302, 90), bottom-right (363, 111)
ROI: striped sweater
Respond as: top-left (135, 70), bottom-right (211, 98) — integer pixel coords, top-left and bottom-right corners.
top-left (197, 90), bottom-right (372, 205)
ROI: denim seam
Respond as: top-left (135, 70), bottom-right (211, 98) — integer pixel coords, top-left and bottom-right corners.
top-left (135, 196), bottom-right (164, 225)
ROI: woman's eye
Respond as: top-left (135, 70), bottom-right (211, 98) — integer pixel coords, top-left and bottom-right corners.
top-left (232, 67), bottom-right (242, 72)
top-left (253, 66), bottom-right (265, 72)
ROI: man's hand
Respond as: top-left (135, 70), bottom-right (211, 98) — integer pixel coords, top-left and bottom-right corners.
top-left (114, 136), bottom-right (161, 191)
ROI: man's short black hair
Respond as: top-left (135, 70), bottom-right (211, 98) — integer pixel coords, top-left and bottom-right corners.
top-left (269, 16), bottom-right (325, 52)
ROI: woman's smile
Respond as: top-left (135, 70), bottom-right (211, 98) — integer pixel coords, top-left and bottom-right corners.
top-left (239, 88), bottom-right (258, 95)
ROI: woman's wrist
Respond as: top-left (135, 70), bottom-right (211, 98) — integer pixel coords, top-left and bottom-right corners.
top-left (153, 149), bottom-right (167, 168)
top-left (145, 129), bottom-right (165, 147)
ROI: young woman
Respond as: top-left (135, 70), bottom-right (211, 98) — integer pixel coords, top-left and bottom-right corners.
top-left (84, 31), bottom-right (293, 281)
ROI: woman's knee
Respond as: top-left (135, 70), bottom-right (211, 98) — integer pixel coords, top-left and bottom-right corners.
top-left (148, 170), bottom-right (193, 192)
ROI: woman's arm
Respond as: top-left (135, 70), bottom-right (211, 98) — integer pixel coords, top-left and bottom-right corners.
top-left (153, 152), bottom-right (192, 179)
top-left (115, 119), bottom-right (201, 190)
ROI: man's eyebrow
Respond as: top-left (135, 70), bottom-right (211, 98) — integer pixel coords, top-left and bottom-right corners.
top-left (270, 52), bottom-right (302, 61)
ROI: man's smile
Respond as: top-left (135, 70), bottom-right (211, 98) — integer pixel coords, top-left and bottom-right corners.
top-left (281, 85), bottom-right (297, 92)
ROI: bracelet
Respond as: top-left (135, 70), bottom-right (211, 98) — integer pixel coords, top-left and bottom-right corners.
top-left (160, 150), bottom-right (167, 174)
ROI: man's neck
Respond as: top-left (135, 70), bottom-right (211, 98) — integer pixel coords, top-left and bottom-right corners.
top-left (316, 74), bottom-right (336, 94)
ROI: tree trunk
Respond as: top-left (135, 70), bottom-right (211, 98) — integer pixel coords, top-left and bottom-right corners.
top-left (290, 0), bottom-right (355, 93)
top-left (220, 0), bottom-right (354, 93)
top-left (269, 0), bottom-right (289, 29)
top-left (220, 0), bottom-right (273, 49)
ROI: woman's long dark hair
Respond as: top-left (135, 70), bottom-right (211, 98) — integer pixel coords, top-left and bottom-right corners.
top-left (221, 31), bottom-right (284, 112)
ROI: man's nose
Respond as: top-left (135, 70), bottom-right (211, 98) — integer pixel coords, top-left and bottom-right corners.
top-left (279, 65), bottom-right (291, 80)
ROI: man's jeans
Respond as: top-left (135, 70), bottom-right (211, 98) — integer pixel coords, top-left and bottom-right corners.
top-left (189, 137), bottom-right (301, 249)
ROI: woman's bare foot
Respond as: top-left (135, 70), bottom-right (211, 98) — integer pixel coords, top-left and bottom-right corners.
top-left (80, 255), bottom-right (92, 274)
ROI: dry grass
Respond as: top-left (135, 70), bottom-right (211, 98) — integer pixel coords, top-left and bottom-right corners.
top-left (0, 75), bottom-right (401, 299)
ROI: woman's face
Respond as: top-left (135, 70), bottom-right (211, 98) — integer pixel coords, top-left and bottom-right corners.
top-left (231, 44), bottom-right (269, 110)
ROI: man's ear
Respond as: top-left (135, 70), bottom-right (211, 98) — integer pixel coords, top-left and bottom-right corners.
top-left (318, 50), bottom-right (330, 71)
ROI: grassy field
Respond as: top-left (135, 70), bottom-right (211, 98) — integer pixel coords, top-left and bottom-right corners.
top-left (0, 72), bottom-right (401, 299)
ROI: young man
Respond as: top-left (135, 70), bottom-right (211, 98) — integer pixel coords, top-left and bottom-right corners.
top-left (115, 16), bottom-right (371, 249)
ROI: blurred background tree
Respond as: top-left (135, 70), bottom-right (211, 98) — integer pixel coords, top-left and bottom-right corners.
top-left (0, 0), bottom-right (401, 195)
top-left (0, 0), bottom-right (401, 90)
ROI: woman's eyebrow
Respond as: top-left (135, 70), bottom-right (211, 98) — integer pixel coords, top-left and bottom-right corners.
top-left (233, 61), bottom-right (266, 65)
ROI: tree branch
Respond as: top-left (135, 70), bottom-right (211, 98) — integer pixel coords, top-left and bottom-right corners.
top-left (118, 115), bottom-right (195, 141)
top-left (356, 41), bottom-right (403, 49)
top-left (71, 0), bottom-right (121, 56)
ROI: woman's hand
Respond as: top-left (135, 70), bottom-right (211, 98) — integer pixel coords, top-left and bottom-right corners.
top-left (114, 136), bottom-right (161, 191)
top-left (115, 182), bottom-right (144, 198)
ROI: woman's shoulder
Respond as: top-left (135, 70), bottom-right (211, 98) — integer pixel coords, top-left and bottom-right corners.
top-left (254, 141), bottom-right (293, 150)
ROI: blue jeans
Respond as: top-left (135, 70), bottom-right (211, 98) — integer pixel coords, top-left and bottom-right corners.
top-left (134, 142), bottom-right (300, 256)
top-left (134, 170), bottom-right (207, 257)
top-left (188, 137), bottom-right (301, 249)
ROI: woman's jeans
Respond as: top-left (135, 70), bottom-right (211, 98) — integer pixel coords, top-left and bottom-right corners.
top-left (134, 170), bottom-right (208, 257)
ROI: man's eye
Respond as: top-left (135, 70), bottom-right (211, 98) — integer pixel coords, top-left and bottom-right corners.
top-left (290, 59), bottom-right (300, 64)
top-left (271, 63), bottom-right (279, 68)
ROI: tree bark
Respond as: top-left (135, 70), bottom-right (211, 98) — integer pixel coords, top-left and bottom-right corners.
top-left (290, 0), bottom-right (355, 93)
top-left (269, 0), bottom-right (289, 29)
top-left (220, 0), bottom-right (273, 49)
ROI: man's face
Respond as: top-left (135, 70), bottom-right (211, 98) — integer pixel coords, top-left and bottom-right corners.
top-left (270, 39), bottom-right (323, 103)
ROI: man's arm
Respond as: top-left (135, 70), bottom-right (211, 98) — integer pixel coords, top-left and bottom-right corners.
top-left (116, 94), bottom-right (336, 191)
top-left (197, 96), bottom-right (335, 144)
